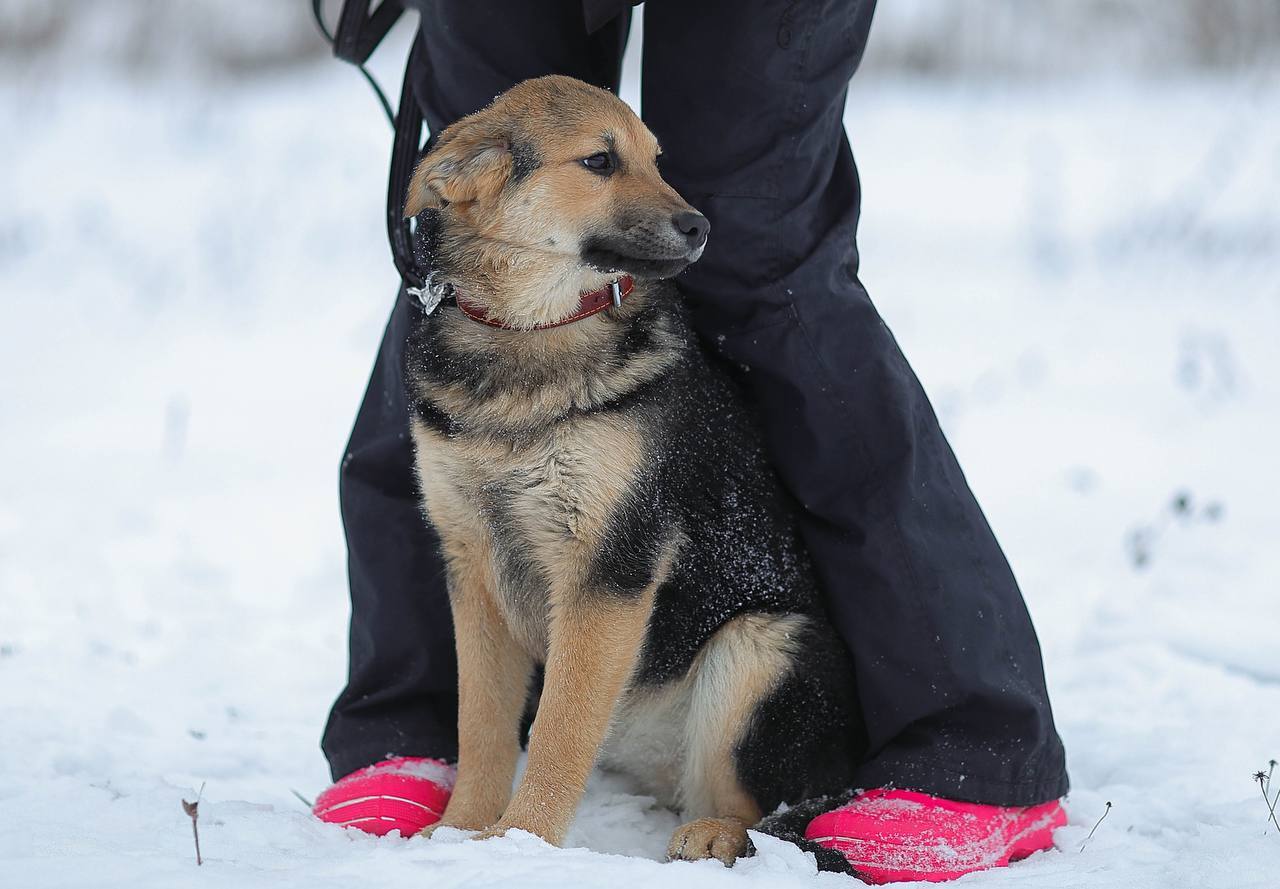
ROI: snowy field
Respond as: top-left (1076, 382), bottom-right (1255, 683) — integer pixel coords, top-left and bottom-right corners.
top-left (3, 35), bottom-right (1280, 889)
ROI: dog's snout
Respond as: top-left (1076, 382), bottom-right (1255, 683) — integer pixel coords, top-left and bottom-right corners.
top-left (672, 211), bottom-right (710, 251)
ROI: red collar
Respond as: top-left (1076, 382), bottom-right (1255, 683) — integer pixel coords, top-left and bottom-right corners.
top-left (455, 275), bottom-right (634, 331)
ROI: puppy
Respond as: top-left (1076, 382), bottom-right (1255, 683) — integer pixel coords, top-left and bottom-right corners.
top-left (403, 75), bottom-right (861, 865)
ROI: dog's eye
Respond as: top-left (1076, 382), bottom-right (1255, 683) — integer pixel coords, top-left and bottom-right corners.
top-left (581, 152), bottom-right (615, 174)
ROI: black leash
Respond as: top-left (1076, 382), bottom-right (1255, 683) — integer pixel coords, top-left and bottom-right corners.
top-left (312, 0), bottom-right (430, 293)
top-left (310, 0), bottom-right (396, 127)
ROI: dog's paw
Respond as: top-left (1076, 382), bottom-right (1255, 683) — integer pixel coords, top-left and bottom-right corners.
top-left (667, 817), bottom-right (750, 866)
top-left (471, 816), bottom-right (567, 845)
top-left (419, 814), bottom-right (488, 839)
top-left (471, 823), bottom-right (509, 841)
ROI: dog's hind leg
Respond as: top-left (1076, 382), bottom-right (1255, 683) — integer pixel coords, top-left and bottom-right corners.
top-left (476, 589), bottom-right (656, 845)
top-left (425, 549), bottom-right (533, 835)
top-left (667, 613), bottom-right (809, 866)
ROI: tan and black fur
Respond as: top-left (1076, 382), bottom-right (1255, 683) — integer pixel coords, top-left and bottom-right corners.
top-left (402, 76), bottom-right (862, 865)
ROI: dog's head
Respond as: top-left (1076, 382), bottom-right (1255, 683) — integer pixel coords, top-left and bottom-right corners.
top-left (405, 76), bottom-right (709, 327)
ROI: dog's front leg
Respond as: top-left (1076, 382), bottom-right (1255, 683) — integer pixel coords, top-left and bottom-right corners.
top-left (477, 589), bottom-right (655, 845)
top-left (425, 558), bottom-right (533, 835)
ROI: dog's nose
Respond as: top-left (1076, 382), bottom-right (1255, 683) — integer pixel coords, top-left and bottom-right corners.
top-left (672, 211), bottom-right (710, 251)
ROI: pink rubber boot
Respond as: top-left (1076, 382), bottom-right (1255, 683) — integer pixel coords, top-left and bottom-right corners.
top-left (313, 756), bottom-right (455, 837)
top-left (805, 789), bottom-right (1066, 883)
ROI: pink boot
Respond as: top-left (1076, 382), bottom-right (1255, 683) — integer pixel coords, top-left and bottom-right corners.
top-left (805, 789), bottom-right (1066, 883)
top-left (313, 756), bottom-right (455, 837)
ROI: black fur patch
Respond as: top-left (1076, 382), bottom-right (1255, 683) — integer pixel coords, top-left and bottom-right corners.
top-left (734, 622), bottom-right (865, 811)
top-left (609, 302), bottom-right (661, 365)
top-left (477, 482), bottom-right (554, 621)
top-left (584, 480), bottom-right (668, 598)
top-left (412, 395), bottom-right (460, 437)
top-left (509, 139), bottom-right (541, 185)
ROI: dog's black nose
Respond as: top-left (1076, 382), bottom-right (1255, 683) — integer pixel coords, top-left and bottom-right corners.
top-left (672, 211), bottom-right (710, 251)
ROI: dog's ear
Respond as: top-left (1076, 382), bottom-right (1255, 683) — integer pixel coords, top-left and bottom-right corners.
top-left (404, 116), bottom-right (512, 217)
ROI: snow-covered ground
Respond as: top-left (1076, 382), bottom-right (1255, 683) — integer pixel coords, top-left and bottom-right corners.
top-left (2, 36), bottom-right (1279, 889)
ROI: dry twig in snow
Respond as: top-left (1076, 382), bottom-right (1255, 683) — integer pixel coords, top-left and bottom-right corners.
top-left (1079, 801), bottom-right (1112, 852)
top-left (181, 782), bottom-right (205, 866)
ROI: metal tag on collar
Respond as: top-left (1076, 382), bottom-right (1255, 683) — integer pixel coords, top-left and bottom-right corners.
top-left (610, 279), bottom-right (623, 308)
top-left (407, 272), bottom-right (450, 315)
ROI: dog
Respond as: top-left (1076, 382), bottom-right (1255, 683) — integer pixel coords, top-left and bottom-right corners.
top-left (402, 75), bottom-right (861, 865)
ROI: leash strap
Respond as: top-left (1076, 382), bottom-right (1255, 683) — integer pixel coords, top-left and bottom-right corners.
top-left (333, 0), bottom-right (403, 66)
top-left (317, 0), bottom-right (428, 290)
top-left (387, 41), bottom-right (428, 291)
top-left (312, 0), bottom-right (398, 125)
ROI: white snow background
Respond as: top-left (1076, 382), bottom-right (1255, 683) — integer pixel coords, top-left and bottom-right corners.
top-left (2, 8), bottom-right (1279, 889)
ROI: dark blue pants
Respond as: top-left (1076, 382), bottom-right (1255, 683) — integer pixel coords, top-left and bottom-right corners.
top-left (322, 0), bottom-right (1068, 807)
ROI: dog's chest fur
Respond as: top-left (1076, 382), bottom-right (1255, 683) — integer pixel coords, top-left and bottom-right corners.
top-left (413, 410), bottom-right (646, 657)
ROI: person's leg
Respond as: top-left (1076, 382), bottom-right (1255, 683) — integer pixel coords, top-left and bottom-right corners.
top-left (321, 291), bottom-right (457, 781)
top-left (641, 0), bottom-right (1067, 807)
top-left (321, 0), bottom-right (630, 782)
top-left (403, 0), bottom-right (630, 134)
